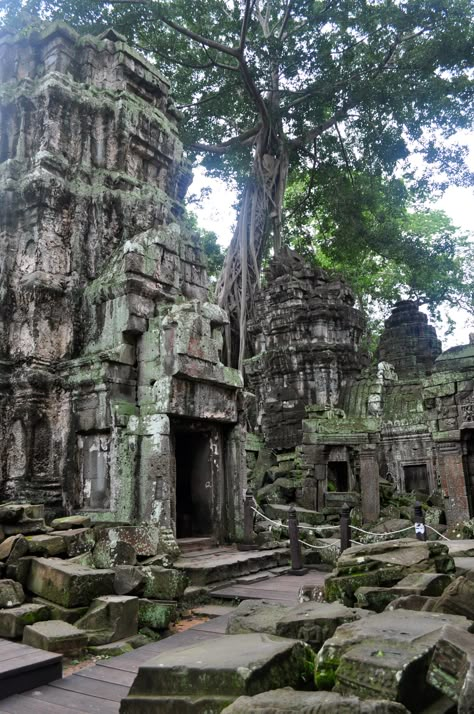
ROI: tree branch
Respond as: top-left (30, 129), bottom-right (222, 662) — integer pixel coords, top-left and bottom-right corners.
top-left (240, 0), bottom-right (255, 51)
top-left (105, 0), bottom-right (240, 58)
top-left (190, 123), bottom-right (262, 153)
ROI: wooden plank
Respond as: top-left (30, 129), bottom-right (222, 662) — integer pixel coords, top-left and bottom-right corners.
top-left (0, 651), bottom-right (61, 674)
top-left (75, 667), bottom-right (136, 688)
top-left (50, 676), bottom-right (129, 703)
top-left (0, 694), bottom-right (86, 714)
top-left (21, 686), bottom-right (119, 714)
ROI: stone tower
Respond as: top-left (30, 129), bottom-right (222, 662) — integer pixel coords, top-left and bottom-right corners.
top-left (0, 23), bottom-right (245, 540)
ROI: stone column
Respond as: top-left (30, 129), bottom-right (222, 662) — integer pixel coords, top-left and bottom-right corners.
top-left (359, 446), bottom-right (380, 522)
top-left (437, 441), bottom-right (471, 524)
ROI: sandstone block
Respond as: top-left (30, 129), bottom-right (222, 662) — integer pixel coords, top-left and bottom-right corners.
top-left (93, 539), bottom-right (137, 568)
top-left (226, 599), bottom-right (369, 650)
top-left (315, 609), bottom-right (474, 692)
top-left (32, 596), bottom-right (89, 623)
top-left (3, 519), bottom-right (48, 536)
top-left (141, 566), bottom-right (188, 600)
top-left (0, 504), bottom-right (44, 523)
top-left (114, 565), bottom-right (146, 595)
top-left (52, 528), bottom-right (95, 557)
top-left (0, 603), bottom-right (50, 638)
top-left (23, 620), bottom-right (88, 655)
top-left (50, 515), bottom-right (91, 530)
top-left (96, 525), bottom-right (160, 557)
top-left (75, 595), bottom-right (138, 645)
top-left (431, 572), bottom-right (474, 619)
top-left (0, 534), bottom-right (28, 562)
top-left (26, 534), bottom-right (67, 557)
top-left (27, 557), bottom-right (115, 607)
top-left (222, 688), bottom-right (409, 713)
top-left (0, 579), bottom-right (24, 608)
top-left (138, 599), bottom-right (177, 630)
top-left (120, 633), bottom-right (314, 714)
top-left (427, 624), bottom-right (474, 713)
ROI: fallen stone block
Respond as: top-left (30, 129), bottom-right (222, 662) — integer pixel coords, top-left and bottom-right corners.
top-left (427, 624), bottom-right (474, 713)
top-left (138, 599), bottom-right (177, 631)
top-left (334, 638), bottom-right (442, 711)
top-left (0, 579), bottom-right (24, 608)
top-left (75, 595), bottom-right (138, 645)
top-left (50, 515), bottom-right (91, 530)
top-left (222, 688), bottom-right (410, 713)
top-left (315, 609), bottom-right (473, 692)
top-left (0, 534), bottom-right (28, 562)
top-left (26, 534), bottom-right (67, 557)
top-left (432, 572), bottom-right (474, 619)
top-left (141, 566), bottom-right (188, 600)
top-left (0, 603), bottom-right (50, 638)
top-left (392, 572), bottom-right (452, 597)
top-left (120, 633), bottom-right (314, 714)
top-left (93, 538), bottom-right (137, 568)
top-left (23, 620), bottom-right (88, 655)
top-left (226, 599), bottom-right (369, 650)
top-left (0, 503), bottom-right (44, 523)
top-left (355, 587), bottom-right (402, 613)
top-left (32, 596), bottom-right (89, 623)
top-left (6, 556), bottom-right (32, 585)
top-left (385, 594), bottom-right (439, 612)
top-left (52, 528), bottom-right (95, 557)
top-left (95, 525), bottom-right (160, 557)
top-left (3, 519), bottom-right (48, 536)
top-left (27, 557), bottom-right (115, 607)
top-left (114, 565), bottom-right (146, 595)
top-left (326, 539), bottom-right (455, 606)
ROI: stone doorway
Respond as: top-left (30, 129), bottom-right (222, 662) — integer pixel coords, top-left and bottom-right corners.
top-left (174, 426), bottom-right (216, 539)
top-left (462, 430), bottom-right (474, 517)
top-left (328, 461), bottom-right (349, 491)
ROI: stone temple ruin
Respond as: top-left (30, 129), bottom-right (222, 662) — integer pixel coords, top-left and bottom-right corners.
top-left (1, 21), bottom-right (474, 547)
top-left (1, 21), bottom-right (474, 714)
top-left (0, 23), bottom-right (245, 543)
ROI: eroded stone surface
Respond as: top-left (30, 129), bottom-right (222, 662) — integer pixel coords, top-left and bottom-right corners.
top-left (222, 688), bottom-right (409, 713)
top-left (27, 557), bottom-right (115, 607)
top-left (0, 603), bottom-right (50, 638)
top-left (23, 619), bottom-right (88, 655)
top-left (0, 579), bottom-right (24, 608)
top-left (427, 624), bottom-right (474, 713)
top-left (75, 595), bottom-right (139, 645)
top-left (226, 599), bottom-right (369, 650)
top-left (121, 633), bottom-right (314, 714)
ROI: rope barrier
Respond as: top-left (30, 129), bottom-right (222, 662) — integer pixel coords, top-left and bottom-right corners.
top-left (251, 505), bottom-right (337, 532)
top-left (351, 524), bottom-right (415, 537)
top-left (298, 538), bottom-right (339, 550)
top-left (425, 524), bottom-right (452, 541)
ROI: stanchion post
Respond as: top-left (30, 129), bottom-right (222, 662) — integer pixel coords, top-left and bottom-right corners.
top-left (237, 488), bottom-right (255, 551)
top-left (288, 504), bottom-right (308, 575)
top-left (414, 501), bottom-right (427, 541)
top-left (340, 503), bottom-right (352, 552)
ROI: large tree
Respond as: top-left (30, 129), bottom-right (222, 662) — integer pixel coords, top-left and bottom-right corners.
top-left (3, 0), bottom-right (473, 366)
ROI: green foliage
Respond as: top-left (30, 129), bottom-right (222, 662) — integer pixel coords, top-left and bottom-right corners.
top-left (3, 0), bottom-right (473, 337)
top-left (183, 211), bottom-right (224, 281)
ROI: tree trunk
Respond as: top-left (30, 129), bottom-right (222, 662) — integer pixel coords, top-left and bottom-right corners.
top-left (216, 139), bottom-right (288, 370)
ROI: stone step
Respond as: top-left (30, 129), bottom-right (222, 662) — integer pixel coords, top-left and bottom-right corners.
top-left (178, 537), bottom-right (216, 555)
top-left (0, 639), bottom-right (62, 700)
top-left (174, 548), bottom-right (289, 586)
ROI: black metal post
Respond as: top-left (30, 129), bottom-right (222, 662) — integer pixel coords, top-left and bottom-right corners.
top-left (340, 503), bottom-right (352, 552)
top-left (288, 504), bottom-right (308, 575)
top-left (237, 488), bottom-right (255, 551)
top-left (414, 501), bottom-right (427, 541)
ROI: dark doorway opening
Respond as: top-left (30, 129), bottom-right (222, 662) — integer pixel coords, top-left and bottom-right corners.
top-left (462, 431), bottom-right (474, 517)
top-left (328, 461), bottom-right (349, 491)
top-left (175, 431), bottom-right (213, 538)
top-left (404, 463), bottom-right (429, 494)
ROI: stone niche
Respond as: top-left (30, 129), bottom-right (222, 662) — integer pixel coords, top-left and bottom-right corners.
top-left (245, 248), bottom-right (367, 451)
top-left (0, 23), bottom-right (245, 542)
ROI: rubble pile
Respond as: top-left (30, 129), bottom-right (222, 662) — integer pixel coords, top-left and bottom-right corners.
top-left (0, 502), bottom-right (186, 654)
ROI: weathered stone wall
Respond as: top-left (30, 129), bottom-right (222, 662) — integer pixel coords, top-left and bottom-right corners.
top-left (0, 23), bottom-right (245, 539)
top-left (245, 248), bottom-right (366, 451)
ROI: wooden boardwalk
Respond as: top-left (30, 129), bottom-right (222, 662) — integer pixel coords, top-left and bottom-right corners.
top-left (0, 570), bottom-right (327, 714)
